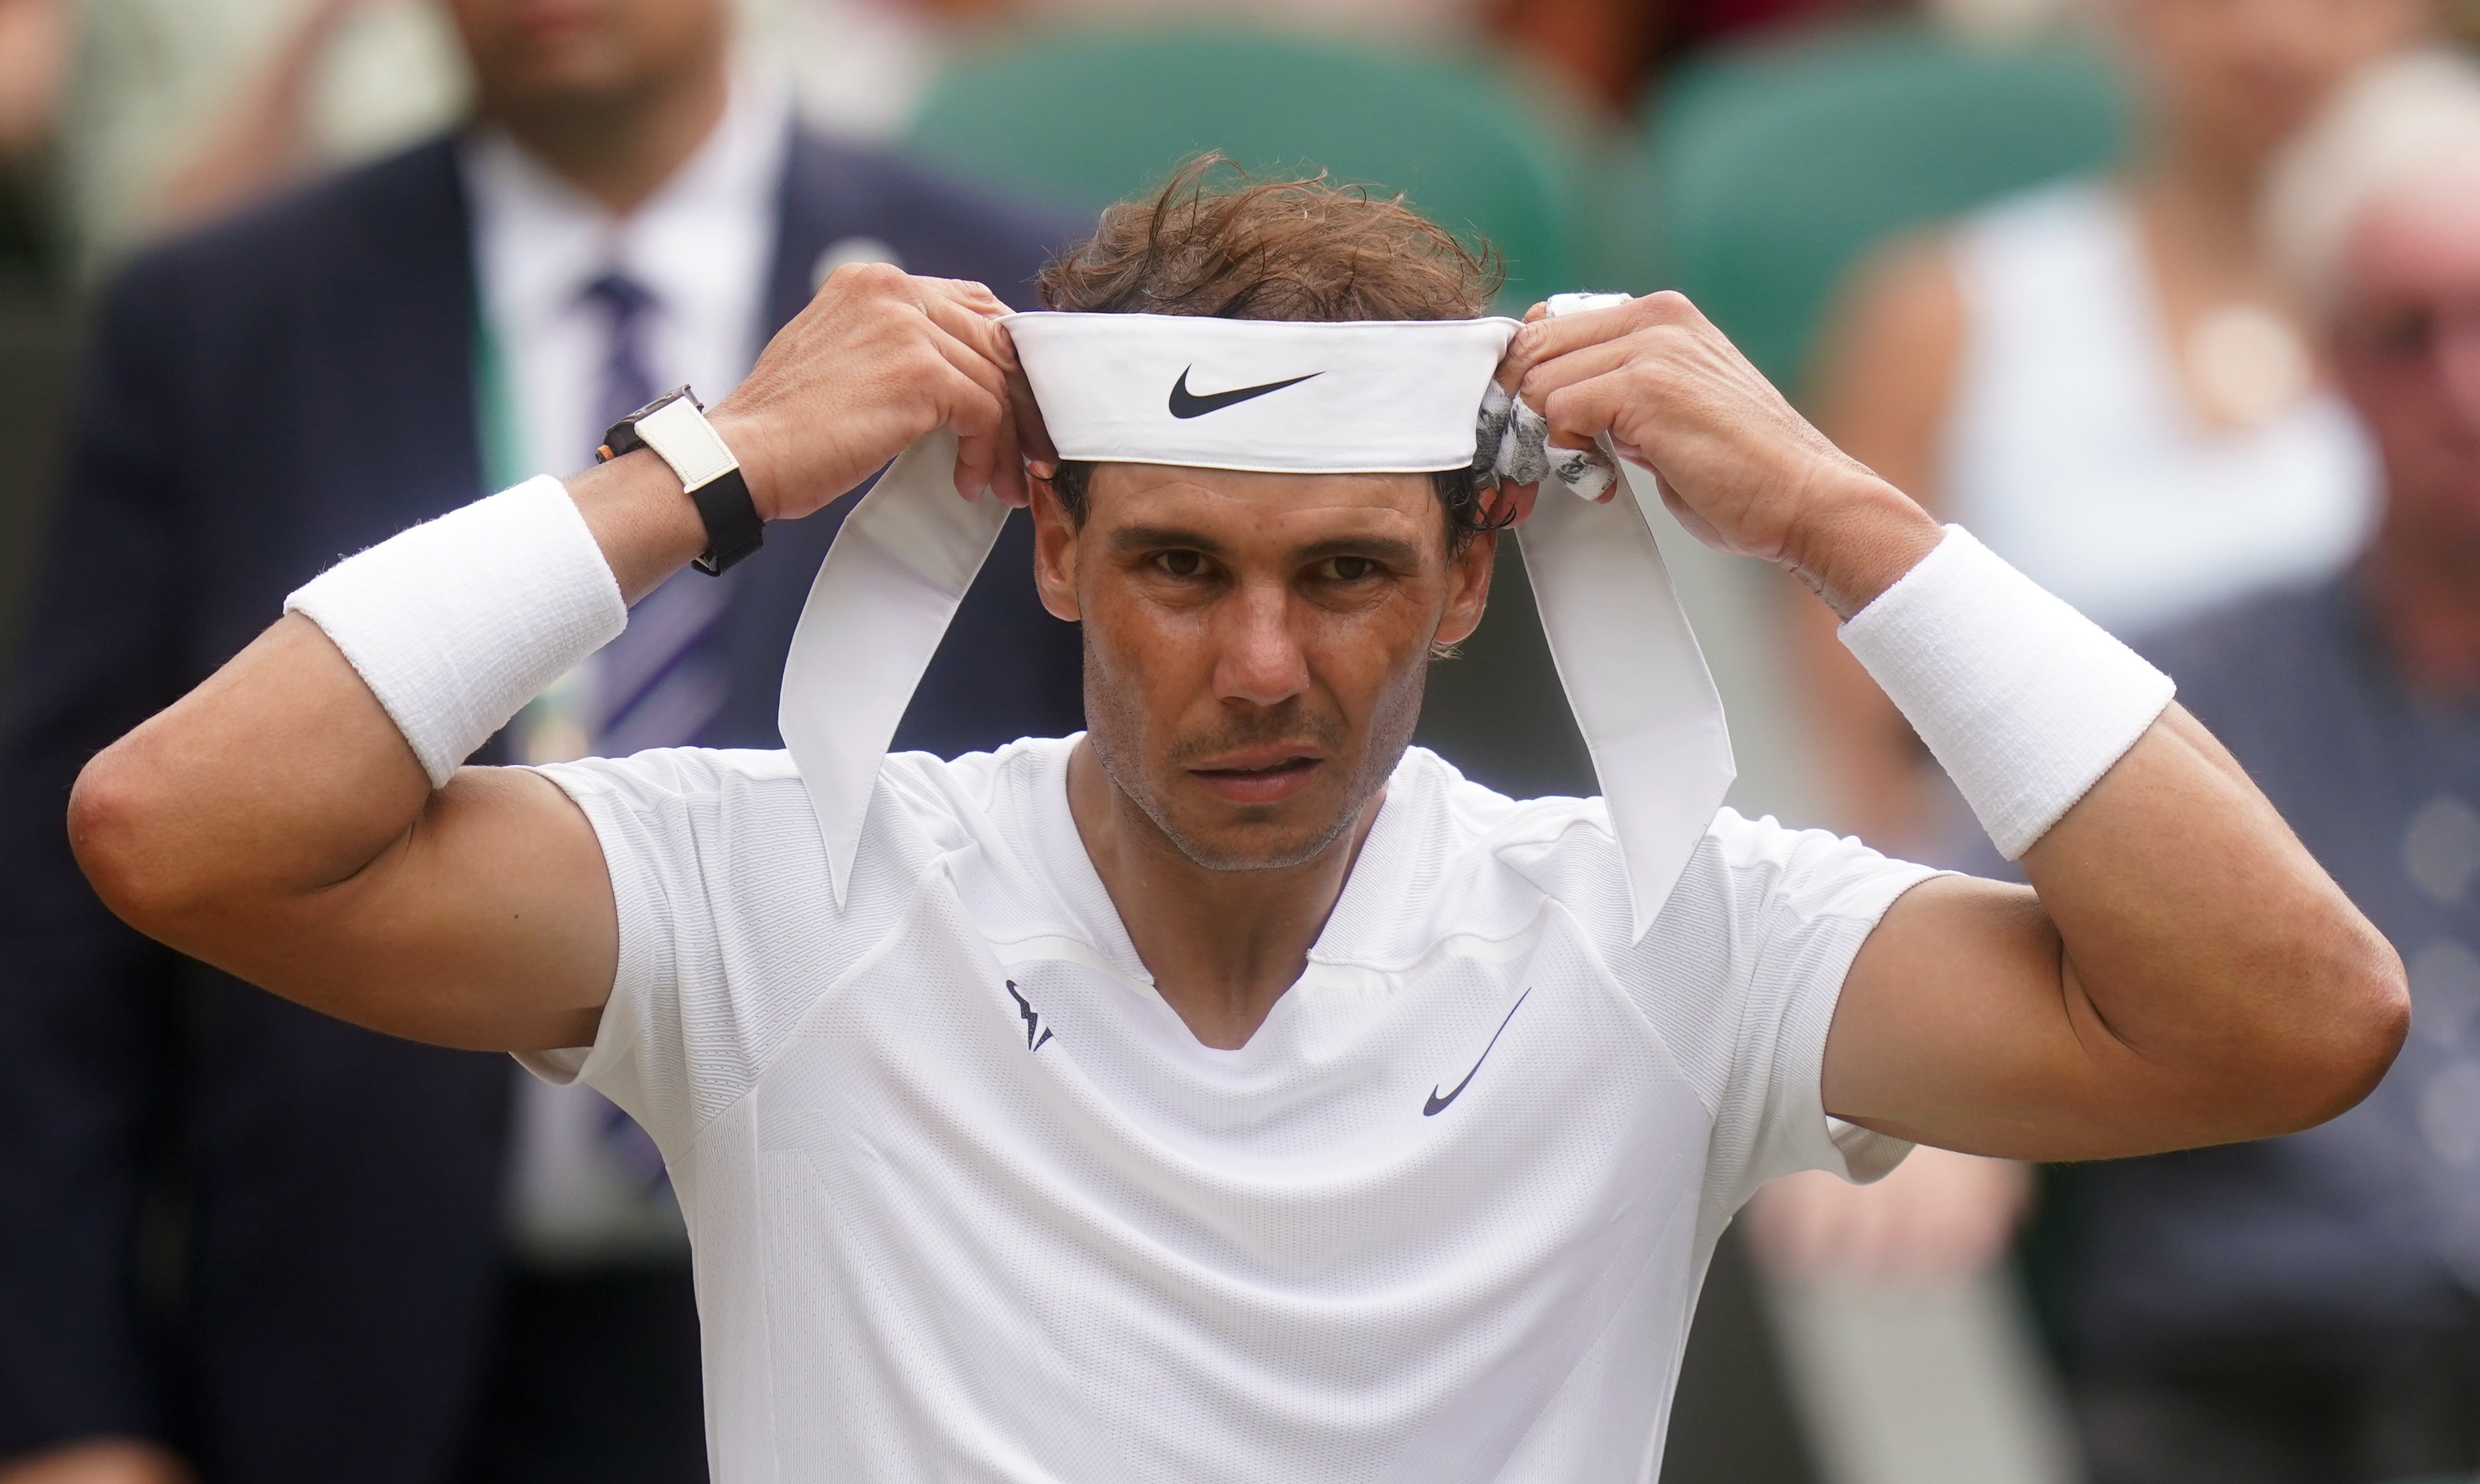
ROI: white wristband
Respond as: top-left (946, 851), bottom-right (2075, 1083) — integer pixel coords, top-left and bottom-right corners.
top-left (1839, 526), bottom-right (2174, 859)
top-left (285, 475), bottom-right (627, 787)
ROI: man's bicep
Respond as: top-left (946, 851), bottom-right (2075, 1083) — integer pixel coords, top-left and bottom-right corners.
top-left (291, 765), bottom-right (619, 1053)
top-left (1819, 873), bottom-right (2123, 1159)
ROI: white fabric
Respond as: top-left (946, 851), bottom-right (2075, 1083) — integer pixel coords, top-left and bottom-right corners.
top-left (464, 75), bottom-right (790, 480)
top-left (780, 428), bottom-right (1011, 907)
top-left (789, 305), bottom-right (1733, 940)
top-left (633, 395), bottom-right (743, 492)
top-left (522, 736), bottom-right (1929, 1482)
top-left (1006, 312), bottom-right (1525, 473)
top-left (283, 476), bottom-right (625, 788)
top-left (1840, 526), bottom-right (2176, 859)
top-left (1943, 182), bottom-right (2373, 639)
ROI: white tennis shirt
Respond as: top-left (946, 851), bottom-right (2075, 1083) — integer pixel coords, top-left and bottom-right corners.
top-left (522, 736), bottom-right (1931, 1481)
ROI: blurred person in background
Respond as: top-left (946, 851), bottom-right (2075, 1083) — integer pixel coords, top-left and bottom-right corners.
top-left (1753, 0), bottom-right (2429, 1288)
top-left (0, 0), bottom-right (64, 267)
top-left (58, 0), bottom-right (467, 271)
top-left (1795, 0), bottom-right (2425, 852)
top-left (2015, 51), bottom-right (2480, 1481)
top-left (0, 2), bottom-right (1080, 1483)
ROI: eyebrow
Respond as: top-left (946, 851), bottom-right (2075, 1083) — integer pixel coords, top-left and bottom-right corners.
top-left (1107, 526), bottom-right (1427, 569)
top-left (1110, 524), bottom-right (1229, 557)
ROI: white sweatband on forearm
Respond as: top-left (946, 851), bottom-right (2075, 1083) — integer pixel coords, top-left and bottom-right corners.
top-left (284, 475), bottom-right (627, 787)
top-left (1839, 526), bottom-right (2176, 859)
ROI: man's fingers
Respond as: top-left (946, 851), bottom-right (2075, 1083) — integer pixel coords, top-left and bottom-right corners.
top-left (918, 321), bottom-right (1015, 501)
top-left (921, 276), bottom-right (1012, 319)
top-left (918, 286), bottom-right (1054, 497)
top-left (993, 323), bottom-right (1058, 467)
top-left (1496, 294), bottom-right (1655, 388)
top-left (1515, 333), bottom-right (1636, 411)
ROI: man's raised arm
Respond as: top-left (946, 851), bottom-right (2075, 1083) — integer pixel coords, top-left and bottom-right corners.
top-left (68, 268), bottom-right (1041, 1053)
top-left (1498, 291), bottom-right (2407, 1161)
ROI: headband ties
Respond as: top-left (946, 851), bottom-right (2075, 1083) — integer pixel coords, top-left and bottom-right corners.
top-left (779, 296), bottom-right (1731, 942)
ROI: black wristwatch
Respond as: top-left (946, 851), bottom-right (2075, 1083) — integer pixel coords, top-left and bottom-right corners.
top-left (599, 385), bottom-right (766, 576)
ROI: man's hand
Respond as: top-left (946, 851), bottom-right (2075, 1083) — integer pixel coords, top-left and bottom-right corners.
top-left (711, 265), bottom-right (1050, 520)
top-left (1492, 291), bottom-right (1942, 617)
top-left (574, 267), bottom-right (1048, 603)
top-left (0, 1440), bottom-right (191, 1484)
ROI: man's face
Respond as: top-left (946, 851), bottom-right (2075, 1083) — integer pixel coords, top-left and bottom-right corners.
top-left (2331, 183), bottom-right (2480, 550)
top-left (442, 0), bottom-right (729, 114)
top-left (2119, 0), bottom-right (2423, 167)
top-left (1032, 465), bottom-right (1494, 872)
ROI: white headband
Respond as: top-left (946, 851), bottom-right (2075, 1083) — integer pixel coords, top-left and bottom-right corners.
top-left (1009, 313), bottom-right (1521, 474)
top-left (779, 297), bottom-right (1733, 942)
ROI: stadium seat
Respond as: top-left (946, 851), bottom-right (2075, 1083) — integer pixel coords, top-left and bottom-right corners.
top-left (904, 29), bottom-right (1579, 309)
top-left (1641, 22), bottom-right (2128, 392)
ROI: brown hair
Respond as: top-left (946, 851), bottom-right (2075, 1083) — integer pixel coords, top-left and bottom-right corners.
top-left (1034, 157), bottom-right (1507, 550)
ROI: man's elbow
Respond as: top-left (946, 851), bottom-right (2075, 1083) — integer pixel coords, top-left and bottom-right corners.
top-left (2252, 912), bottom-right (2410, 1135)
top-left (68, 741), bottom-right (221, 936)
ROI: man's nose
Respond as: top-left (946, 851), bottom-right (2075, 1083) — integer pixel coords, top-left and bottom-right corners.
top-left (1212, 580), bottom-right (1310, 708)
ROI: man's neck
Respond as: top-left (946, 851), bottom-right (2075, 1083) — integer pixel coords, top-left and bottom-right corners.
top-left (483, 66), bottom-right (731, 218)
top-left (2361, 513), bottom-right (2480, 700)
top-left (1065, 741), bottom-right (1381, 1051)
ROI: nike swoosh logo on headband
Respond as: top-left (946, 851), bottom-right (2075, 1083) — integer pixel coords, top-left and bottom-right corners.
top-left (1167, 367), bottom-right (1322, 419)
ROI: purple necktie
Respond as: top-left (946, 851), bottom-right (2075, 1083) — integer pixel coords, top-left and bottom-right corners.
top-left (579, 271), bottom-right (734, 761)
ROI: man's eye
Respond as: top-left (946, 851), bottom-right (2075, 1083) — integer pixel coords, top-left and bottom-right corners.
top-left (1154, 551), bottom-right (1206, 578)
top-left (1321, 556), bottom-right (1379, 582)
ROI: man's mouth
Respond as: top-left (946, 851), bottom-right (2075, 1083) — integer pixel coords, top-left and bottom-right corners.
top-left (1188, 750), bottom-right (1325, 806)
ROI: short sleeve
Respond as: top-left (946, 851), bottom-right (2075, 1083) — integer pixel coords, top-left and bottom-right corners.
top-left (511, 746), bottom-right (943, 1160)
top-left (1609, 811), bottom-right (1940, 1216)
top-left (511, 750), bottom-right (731, 1156)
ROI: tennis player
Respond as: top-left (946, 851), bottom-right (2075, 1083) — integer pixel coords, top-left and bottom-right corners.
top-left (70, 174), bottom-right (2407, 1480)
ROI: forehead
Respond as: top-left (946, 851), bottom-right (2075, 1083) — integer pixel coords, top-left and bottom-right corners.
top-left (2345, 183), bottom-right (2480, 304)
top-left (1082, 462), bottom-right (1440, 545)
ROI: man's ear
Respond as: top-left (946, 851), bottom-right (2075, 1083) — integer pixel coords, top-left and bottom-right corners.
top-left (1433, 528), bottom-right (1495, 649)
top-left (1029, 475), bottom-right (1082, 622)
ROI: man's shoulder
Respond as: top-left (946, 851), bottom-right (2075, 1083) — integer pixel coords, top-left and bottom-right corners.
top-left (106, 135), bottom-right (465, 309)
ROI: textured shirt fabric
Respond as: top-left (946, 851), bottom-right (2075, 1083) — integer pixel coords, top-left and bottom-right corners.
top-left (1950, 579), bottom-right (2480, 1361)
top-left (521, 736), bottom-right (1928, 1480)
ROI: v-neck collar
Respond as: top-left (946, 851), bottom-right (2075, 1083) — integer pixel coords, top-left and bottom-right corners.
top-left (1024, 736), bottom-right (1422, 1001)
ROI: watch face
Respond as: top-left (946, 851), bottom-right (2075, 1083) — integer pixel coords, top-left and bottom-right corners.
top-left (635, 385), bottom-right (700, 421)
top-left (602, 386), bottom-right (701, 461)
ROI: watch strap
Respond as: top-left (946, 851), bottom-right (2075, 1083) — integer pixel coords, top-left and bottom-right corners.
top-left (601, 386), bottom-right (766, 575)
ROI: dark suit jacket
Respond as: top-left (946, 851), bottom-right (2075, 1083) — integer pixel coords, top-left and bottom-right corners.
top-left (0, 129), bottom-right (1084, 1482)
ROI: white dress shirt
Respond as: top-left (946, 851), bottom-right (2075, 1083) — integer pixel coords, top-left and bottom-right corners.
top-left (464, 78), bottom-right (791, 1266)
top-left (465, 78), bottom-right (790, 485)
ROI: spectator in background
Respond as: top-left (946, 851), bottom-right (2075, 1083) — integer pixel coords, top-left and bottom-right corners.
top-left (0, 0), bottom-right (64, 261)
top-left (1793, 0), bottom-right (2425, 853)
top-left (2030, 51), bottom-right (2480, 1482)
top-left (57, 0), bottom-right (467, 271)
top-left (0, 2), bottom-right (1081, 1483)
top-left (1751, 0), bottom-right (2427, 1339)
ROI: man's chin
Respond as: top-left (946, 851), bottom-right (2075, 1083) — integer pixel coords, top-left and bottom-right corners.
top-left (1156, 804), bottom-right (1358, 874)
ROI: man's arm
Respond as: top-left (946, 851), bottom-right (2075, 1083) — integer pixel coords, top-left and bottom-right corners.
top-left (68, 267), bottom-right (1045, 1053)
top-left (1498, 291), bottom-right (2407, 1161)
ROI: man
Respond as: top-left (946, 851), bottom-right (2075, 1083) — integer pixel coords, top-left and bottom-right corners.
top-left (68, 170), bottom-right (2404, 1480)
top-left (2005, 52), bottom-right (2480, 1482)
top-left (0, 1), bottom-right (1079, 1480)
